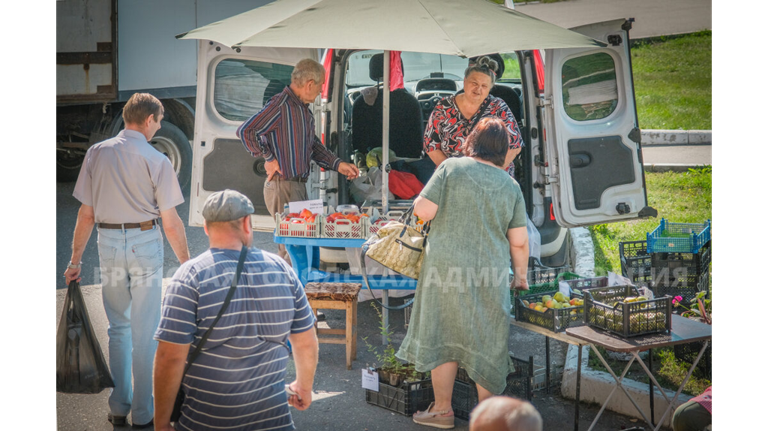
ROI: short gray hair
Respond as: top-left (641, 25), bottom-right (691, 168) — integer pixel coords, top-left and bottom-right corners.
top-left (465, 56), bottom-right (498, 86)
top-left (291, 58), bottom-right (325, 86)
top-left (469, 397), bottom-right (543, 431)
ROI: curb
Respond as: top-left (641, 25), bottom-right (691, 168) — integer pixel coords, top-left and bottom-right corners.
top-left (641, 130), bottom-right (711, 146)
top-left (643, 163), bottom-right (710, 173)
top-left (561, 345), bottom-right (692, 428)
top-left (569, 227), bottom-right (596, 278)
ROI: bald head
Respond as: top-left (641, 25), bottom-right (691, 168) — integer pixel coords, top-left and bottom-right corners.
top-left (469, 396), bottom-right (543, 431)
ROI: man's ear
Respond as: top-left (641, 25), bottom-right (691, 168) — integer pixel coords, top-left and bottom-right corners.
top-left (203, 221), bottom-right (210, 236)
top-left (242, 215), bottom-right (252, 233)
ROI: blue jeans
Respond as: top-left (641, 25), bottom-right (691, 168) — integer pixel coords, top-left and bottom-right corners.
top-left (97, 226), bottom-right (163, 424)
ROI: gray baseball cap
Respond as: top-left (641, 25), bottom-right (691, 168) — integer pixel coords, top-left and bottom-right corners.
top-left (202, 190), bottom-right (255, 222)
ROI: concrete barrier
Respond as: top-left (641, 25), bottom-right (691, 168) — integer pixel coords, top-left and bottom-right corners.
top-left (642, 130), bottom-right (711, 145)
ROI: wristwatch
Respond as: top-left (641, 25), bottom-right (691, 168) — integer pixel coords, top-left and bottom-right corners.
top-left (68, 261), bottom-right (82, 269)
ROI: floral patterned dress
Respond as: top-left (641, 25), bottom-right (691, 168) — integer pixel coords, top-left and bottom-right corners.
top-left (423, 94), bottom-right (523, 176)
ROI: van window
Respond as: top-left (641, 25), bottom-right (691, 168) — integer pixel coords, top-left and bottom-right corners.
top-left (499, 53), bottom-right (521, 81)
top-left (345, 51), bottom-right (468, 87)
top-left (213, 59), bottom-right (294, 122)
top-left (561, 52), bottom-right (618, 121)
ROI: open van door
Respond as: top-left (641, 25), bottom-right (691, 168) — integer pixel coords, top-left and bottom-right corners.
top-left (543, 19), bottom-right (656, 228)
top-left (188, 41), bottom-right (320, 229)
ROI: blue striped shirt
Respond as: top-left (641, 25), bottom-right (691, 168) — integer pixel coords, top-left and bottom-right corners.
top-left (237, 86), bottom-right (341, 179)
top-left (155, 247), bottom-right (315, 431)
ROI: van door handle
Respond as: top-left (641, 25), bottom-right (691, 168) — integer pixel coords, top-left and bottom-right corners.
top-left (569, 154), bottom-right (591, 168)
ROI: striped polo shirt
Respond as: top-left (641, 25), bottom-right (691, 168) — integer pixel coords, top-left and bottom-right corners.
top-left (237, 86), bottom-right (341, 179)
top-left (155, 247), bottom-right (315, 431)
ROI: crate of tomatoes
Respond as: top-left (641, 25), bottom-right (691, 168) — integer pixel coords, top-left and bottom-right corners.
top-left (322, 210), bottom-right (370, 239)
top-left (275, 208), bottom-right (321, 238)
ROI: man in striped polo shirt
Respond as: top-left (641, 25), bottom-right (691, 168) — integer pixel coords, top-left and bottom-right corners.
top-left (153, 190), bottom-right (319, 431)
top-left (237, 58), bottom-right (359, 263)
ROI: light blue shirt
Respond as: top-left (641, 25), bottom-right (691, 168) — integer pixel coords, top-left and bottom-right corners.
top-left (73, 129), bottom-right (183, 223)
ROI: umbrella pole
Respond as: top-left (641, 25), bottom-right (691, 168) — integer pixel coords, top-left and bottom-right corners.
top-left (381, 50), bottom-right (391, 345)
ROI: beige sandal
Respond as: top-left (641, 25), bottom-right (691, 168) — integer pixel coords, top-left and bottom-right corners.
top-left (412, 402), bottom-right (455, 429)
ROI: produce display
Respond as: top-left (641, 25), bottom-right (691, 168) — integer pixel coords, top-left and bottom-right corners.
top-left (514, 290), bottom-right (586, 333)
top-left (584, 286), bottom-right (672, 338)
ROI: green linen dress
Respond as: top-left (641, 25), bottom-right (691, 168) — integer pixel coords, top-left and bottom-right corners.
top-left (396, 157), bottom-right (527, 394)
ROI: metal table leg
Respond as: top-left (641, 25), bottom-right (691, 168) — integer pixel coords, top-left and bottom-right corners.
top-left (545, 336), bottom-right (551, 394)
top-left (652, 340), bottom-right (709, 431)
top-left (381, 289), bottom-right (389, 345)
top-left (575, 345), bottom-right (582, 431)
top-left (587, 346), bottom-right (653, 431)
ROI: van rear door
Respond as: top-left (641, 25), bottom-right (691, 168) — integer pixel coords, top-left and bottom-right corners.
top-left (543, 19), bottom-right (655, 228)
top-left (188, 42), bottom-right (319, 229)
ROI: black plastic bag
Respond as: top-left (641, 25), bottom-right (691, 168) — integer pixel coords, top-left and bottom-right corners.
top-left (56, 281), bottom-right (114, 393)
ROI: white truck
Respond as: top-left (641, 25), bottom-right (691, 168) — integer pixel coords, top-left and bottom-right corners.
top-left (56, 0), bottom-right (276, 188)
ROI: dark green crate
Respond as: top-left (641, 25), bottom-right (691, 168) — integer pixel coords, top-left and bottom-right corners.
top-left (511, 271), bottom-right (583, 307)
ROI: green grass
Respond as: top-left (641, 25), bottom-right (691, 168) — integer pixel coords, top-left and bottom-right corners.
top-left (591, 167), bottom-right (712, 275)
top-left (632, 31), bottom-right (712, 130)
top-left (589, 168), bottom-right (712, 396)
top-left (588, 346), bottom-right (710, 397)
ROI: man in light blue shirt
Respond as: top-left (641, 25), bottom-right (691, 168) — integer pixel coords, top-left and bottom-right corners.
top-left (64, 93), bottom-right (190, 428)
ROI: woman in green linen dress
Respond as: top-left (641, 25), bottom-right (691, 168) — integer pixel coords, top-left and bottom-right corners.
top-left (397, 118), bottom-right (530, 429)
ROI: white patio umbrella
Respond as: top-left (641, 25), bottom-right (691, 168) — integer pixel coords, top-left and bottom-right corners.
top-left (177, 0), bottom-right (603, 211)
top-left (178, 0), bottom-right (604, 339)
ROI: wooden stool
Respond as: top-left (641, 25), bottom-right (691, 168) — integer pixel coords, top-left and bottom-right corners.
top-left (304, 282), bottom-right (361, 370)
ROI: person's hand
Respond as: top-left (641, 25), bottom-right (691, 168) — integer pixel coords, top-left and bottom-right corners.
top-left (64, 266), bottom-right (81, 284)
top-left (287, 381), bottom-right (312, 411)
top-left (265, 159), bottom-right (282, 181)
top-left (513, 275), bottom-right (529, 291)
top-left (337, 162), bottom-right (359, 180)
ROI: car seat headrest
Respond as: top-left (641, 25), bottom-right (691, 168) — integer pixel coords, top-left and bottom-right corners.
top-left (369, 53), bottom-right (405, 82)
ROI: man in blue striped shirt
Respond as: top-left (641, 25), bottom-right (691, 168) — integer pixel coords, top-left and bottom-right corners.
top-left (237, 58), bottom-right (359, 263)
top-left (153, 190), bottom-right (319, 430)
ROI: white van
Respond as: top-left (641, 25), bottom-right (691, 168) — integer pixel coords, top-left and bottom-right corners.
top-left (187, 18), bottom-right (656, 268)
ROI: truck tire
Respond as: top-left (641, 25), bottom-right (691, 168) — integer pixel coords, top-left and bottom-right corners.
top-left (150, 121), bottom-right (192, 190)
top-left (56, 148), bottom-right (84, 183)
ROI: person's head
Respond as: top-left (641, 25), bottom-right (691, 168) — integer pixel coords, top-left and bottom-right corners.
top-left (123, 93), bottom-right (164, 140)
top-left (290, 58), bottom-right (326, 104)
top-left (202, 190), bottom-right (255, 248)
top-left (463, 56), bottom-right (498, 104)
top-left (463, 117), bottom-right (510, 167)
top-left (469, 396), bottom-right (543, 431)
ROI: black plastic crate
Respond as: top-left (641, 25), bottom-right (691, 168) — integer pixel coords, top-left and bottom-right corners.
top-left (365, 378), bottom-right (434, 416)
top-left (619, 240), bottom-right (653, 287)
top-left (619, 240), bottom-right (711, 303)
top-left (673, 340), bottom-right (712, 379)
top-left (526, 265), bottom-right (571, 286)
top-left (452, 379), bottom-right (478, 421)
top-left (651, 240), bottom-right (711, 276)
top-left (584, 285), bottom-right (673, 338)
top-left (452, 356), bottom-right (533, 420)
top-left (515, 290), bottom-right (585, 333)
top-left (654, 271), bottom-right (711, 305)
